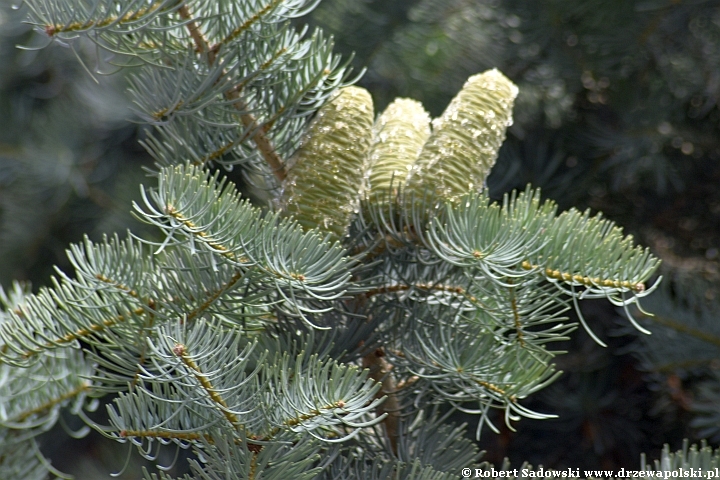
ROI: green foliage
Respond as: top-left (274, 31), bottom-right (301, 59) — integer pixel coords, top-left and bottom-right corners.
top-left (308, 0), bottom-right (720, 465)
top-left (0, 0), bottom-right (687, 478)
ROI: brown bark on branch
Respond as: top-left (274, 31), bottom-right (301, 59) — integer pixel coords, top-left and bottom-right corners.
top-left (362, 347), bottom-right (400, 454)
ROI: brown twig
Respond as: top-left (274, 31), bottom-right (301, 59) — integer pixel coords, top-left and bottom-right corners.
top-left (362, 347), bottom-right (400, 454)
top-left (177, 5), bottom-right (286, 182)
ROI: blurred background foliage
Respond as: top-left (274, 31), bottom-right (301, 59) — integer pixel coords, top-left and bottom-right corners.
top-left (1, 0), bottom-right (719, 475)
top-left (0, 0), bottom-right (154, 290)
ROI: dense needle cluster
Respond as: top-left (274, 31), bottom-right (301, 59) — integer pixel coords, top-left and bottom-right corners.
top-left (0, 1), bottom-right (705, 479)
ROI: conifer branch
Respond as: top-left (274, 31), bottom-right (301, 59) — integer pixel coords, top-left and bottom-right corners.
top-left (94, 274), bottom-right (157, 387)
top-left (172, 343), bottom-right (242, 428)
top-left (521, 261), bottom-right (646, 292)
top-left (177, 5), bottom-right (214, 61)
top-left (362, 347), bottom-right (399, 454)
top-left (20, 308), bottom-right (143, 359)
top-left (249, 453), bottom-right (259, 479)
top-left (282, 400), bottom-right (348, 427)
top-left (186, 141), bottom-right (234, 168)
top-left (94, 274), bottom-right (141, 298)
top-left (119, 428), bottom-right (207, 442)
top-left (508, 282), bottom-right (526, 348)
top-left (164, 205), bottom-right (250, 263)
top-left (364, 283), bottom-right (476, 301)
top-left (363, 283), bottom-right (487, 309)
top-left (178, 3), bottom-right (287, 181)
top-left (44, 1), bottom-right (166, 37)
top-left (473, 380), bottom-right (517, 403)
top-left (219, 0), bottom-right (284, 50)
top-left (13, 382), bottom-right (91, 423)
top-left (117, 429), bottom-right (263, 453)
top-left (184, 270), bottom-right (246, 321)
top-left (230, 46), bottom-right (290, 95)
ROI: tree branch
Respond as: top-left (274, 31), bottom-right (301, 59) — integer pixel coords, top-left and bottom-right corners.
top-left (362, 347), bottom-right (400, 455)
top-left (178, 5), bottom-right (286, 182)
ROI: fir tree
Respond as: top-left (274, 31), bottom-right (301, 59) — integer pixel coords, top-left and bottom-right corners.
top-left (0, 0), bottom-right (716, 478)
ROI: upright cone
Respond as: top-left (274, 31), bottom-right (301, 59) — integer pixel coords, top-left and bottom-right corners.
top-left (365, 98), bottom-right (431, 200)
top-left (405, 69), bottom-right (518, 201)
top-left (280, 86), bottom-right (374, 238)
